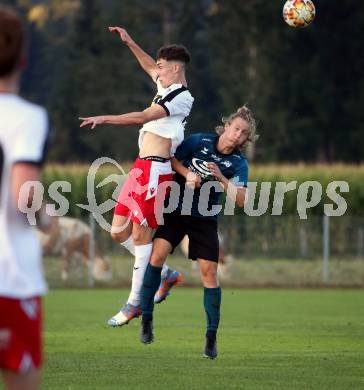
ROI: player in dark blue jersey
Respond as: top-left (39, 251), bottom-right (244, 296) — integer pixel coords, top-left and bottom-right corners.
top-left (140, 106), bottom-right (258, 358)
top-left (167, 131), bottom-right (249, 218)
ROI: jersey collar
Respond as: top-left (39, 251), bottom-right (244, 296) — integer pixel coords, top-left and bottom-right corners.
top-left (165, 83), bottom-right (188, 93)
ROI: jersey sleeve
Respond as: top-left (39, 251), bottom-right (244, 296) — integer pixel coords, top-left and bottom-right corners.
top-left (157, 88), bottom-right (193, 118)
top-left (174, 133), bottom-right (202, 161)
top-left (231, 159), bottom-right (249, 187)
top-left (11, 107), bottom-right (50, 166)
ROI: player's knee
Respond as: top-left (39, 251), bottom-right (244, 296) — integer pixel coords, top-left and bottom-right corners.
top-left (203, 271), bottom-right (218, 283)
top-left (132, 229), bottom-right (144, 244)
top-left (150, 252), bottom-right (166, 267)
top-left (132, 227), bottom-right (152, 245)
top-left (110, 230), bottom-right (129, 243)
top-left (201, 266), bottom-right (218, 286)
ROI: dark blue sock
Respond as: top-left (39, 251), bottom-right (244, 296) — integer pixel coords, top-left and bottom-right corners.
top-left (141, 264), bottom-right (162, 321)
top-left (204, 287), bottom-right (221, 338)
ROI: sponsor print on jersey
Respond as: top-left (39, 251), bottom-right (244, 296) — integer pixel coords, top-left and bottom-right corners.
top-left (211, 153), bottom-right (222, 162)
top-left (190, 158), bottom-right (214, 180)
top-left (221, 160), bottom-right (232, 168)
top-left (201, 147), bottom-right (209, 155)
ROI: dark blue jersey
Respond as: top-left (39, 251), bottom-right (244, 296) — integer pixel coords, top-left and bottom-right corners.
top-left (172, 133), bottom-right (249, 218)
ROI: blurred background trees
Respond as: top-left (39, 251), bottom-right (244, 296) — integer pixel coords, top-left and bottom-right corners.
top-left (7, 0), bottom-right (364, 163)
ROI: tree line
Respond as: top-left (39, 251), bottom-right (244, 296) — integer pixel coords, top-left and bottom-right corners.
top-left (5, 0), bottom-right (364, 163)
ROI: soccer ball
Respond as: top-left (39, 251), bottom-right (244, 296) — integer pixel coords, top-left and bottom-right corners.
top-left (283, 0), bottom-right (316, 28)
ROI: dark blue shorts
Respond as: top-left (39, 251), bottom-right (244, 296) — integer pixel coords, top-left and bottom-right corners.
top-left (154, 211), bottom-right (219, 262)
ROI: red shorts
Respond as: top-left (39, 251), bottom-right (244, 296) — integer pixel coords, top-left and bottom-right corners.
top-left (0, 297), bottom-right (42, 373)
top-left (114, 158), bottom-right (173, 229)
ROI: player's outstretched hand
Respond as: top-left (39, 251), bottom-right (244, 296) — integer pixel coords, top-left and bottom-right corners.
top-left (108, 26), bottom-right (133, 45)
top-left (79, 116), bottom-right (105, 129)
top-left (208, 163), bottom-right (224, 182)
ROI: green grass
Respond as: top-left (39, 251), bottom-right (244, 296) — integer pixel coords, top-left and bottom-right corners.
top-left (37, 289), bottom-right (364, 389)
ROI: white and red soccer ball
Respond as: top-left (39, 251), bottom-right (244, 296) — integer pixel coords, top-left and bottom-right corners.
top-left (283, 0), bottom-right (316, 28)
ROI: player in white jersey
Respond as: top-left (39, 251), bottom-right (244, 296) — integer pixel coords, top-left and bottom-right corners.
top-left (0, 6), bottom-right (50, 390)
top-left (79, 27), bottom-right (194, 326)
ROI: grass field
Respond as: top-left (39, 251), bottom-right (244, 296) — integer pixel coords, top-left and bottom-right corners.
top-left (34, 288), bottom-right (364, 389)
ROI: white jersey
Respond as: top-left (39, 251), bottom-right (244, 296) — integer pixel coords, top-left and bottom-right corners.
top-left (138, 80), bottom-right (194, 155)
top-left (0, 94), bottom-right (49, 299)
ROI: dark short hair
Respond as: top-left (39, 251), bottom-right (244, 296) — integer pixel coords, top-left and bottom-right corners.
top-left (156, 44), bottom-right (191, 64)
top-left (0, 6), bottom-right (24, 77)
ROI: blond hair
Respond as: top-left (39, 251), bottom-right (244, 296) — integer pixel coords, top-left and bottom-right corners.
top-left (215, 105), bottom-right (259, 151)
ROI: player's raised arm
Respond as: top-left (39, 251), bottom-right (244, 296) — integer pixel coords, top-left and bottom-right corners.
top-left (79, 104), bottom-right (167, 129)
top-left (108, 26), bottom-right (158, 82)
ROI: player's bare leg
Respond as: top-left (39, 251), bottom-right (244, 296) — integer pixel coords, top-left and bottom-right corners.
top-left (149, 238), bottom-right (173, 267)
top-left (2, 369), bottom-right (40, 390)
top-left (198, 259), bottom-right (220, 359)
top-left (131, 223), bottom-right (153, 245)
top-left (199, 259), bottom-right (219, 288)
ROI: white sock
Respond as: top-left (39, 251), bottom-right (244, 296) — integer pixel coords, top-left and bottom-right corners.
top-left (120, 235), bottom-right (135, 256)
top-left (161, 263), bottom-right (170, 279)
top-left (127, 243), bottom-right (153, 306)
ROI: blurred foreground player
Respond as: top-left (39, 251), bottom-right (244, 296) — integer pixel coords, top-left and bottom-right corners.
top-left (0, 6), bottom-right (50, 390)
top-left (140, 106), bottom-right (258, 358)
